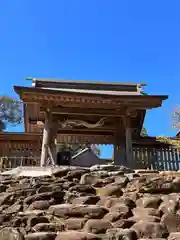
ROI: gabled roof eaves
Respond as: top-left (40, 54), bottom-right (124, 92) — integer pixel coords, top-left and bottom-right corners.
top-left (40, 87), bottom-right (142, 96)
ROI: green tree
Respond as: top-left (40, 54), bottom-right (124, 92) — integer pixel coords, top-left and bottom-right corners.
top-left (0, 96), bottom-right (22, 131)
top-left (91, 144), bottom-right (101, 156)
top-left (172, 104), bottom-right (180, 131)
top-left (157, 104), bottom-right (180, 148)
top-left (141, 126), bottom-right (148, 136)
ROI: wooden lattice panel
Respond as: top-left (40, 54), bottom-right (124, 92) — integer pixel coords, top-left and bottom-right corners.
top-left (56, 133), bottom-right (114, 144)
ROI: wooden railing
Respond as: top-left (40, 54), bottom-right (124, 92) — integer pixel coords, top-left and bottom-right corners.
top-left (0, 156), bottom-right (40, 169)
top-left (0, 135), bottom-right (180, 170)
top-left (133, 146), bottom-right (180, 170)
top-left (0, 147), bottom-right (180, 170)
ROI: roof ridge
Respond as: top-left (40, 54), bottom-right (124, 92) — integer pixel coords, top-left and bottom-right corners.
top-left (26, 77), bottom-right (146, 87)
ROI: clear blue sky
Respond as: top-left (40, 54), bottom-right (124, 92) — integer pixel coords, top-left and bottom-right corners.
top-left (0, 1), bottom-right (179, 158)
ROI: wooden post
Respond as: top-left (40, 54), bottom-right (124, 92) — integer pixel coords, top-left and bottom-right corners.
top-left (49, 122), bottom-right (58, 166)
top-left (51, 141), bottom-right (57, 165)
top-left (113, 144), bottom-right (120, 165)
top-left (47, 146), bottom-right (55, 166)
top-left (123, 115), bottom-right (133, 166)
top-left (114, 139), bottom-right (126, 166)
top-left (119, 140), bottom-right (126, 165)
top-left (40, 109), bottom-right (52, 167)
top-left (114, 118), bottom-right (126, 165)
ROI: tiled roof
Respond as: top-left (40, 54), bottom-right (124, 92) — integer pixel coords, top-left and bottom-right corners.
top-left (29, 78), bottom-right (145, 95)
top-left (29, 78), bottom-right (145, 96)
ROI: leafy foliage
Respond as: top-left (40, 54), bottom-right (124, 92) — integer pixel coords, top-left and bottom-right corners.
top-left (156, 104), bottom-right (180, 148)
top-left (141, 126), bottom-right (148, 136)
top-left (91, 144), bottom-right (101, 156)
top-left (156, 136), bottom-right (180, 148)
top-left (172, 104), bottom-right (180, 131)
top-left (0, 96), bottom-right (22, 131)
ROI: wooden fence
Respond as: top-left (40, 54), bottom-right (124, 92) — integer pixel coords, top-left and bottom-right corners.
top-left (0, 135), bottom-right (180, 170)
top-left (133, 146), bottom-right (180, 170)
top-left (0, 156), bottom-right (40, 169)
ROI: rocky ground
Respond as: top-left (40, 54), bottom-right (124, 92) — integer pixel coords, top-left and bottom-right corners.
top-left (1, 165), bottom-right (180, 239)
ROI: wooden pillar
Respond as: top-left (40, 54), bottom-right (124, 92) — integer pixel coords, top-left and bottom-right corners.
top-left (114, 118), bottom-right (126, 165)
top-left (40, 110), bottom-right (52, 167)
top-left (113, 144), bottom-right (120, 165)
top-left (50, 141), bottom-right (57, 165)
top-left (123, 115), bottom-right (133, 166)
top-left (114, 139), bottom-right (126, 165)
top-left (114, 119), bottom-right (120, 165)
top-left (49, 122), bottom-right (58, 166)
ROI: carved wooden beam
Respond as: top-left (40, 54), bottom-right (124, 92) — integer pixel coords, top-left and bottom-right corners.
top-left (58, 117), bottom-right (106, 129)
top-left (41, 106), bottom-right (127, 117)
top-left (56, 133), bottom-right (114, 144)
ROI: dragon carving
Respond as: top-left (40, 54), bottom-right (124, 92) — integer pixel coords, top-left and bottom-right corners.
top-left (58, 117), bottom-right (106, 129)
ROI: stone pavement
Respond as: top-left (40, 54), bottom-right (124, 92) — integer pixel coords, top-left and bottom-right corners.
top-left (0, 164), bottom-right (180, 239)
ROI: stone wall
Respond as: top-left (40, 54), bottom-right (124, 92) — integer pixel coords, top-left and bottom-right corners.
top-left (1, 165), bottom-right (180, 239)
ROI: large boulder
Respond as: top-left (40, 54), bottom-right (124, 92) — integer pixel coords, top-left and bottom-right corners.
top-left (28, 201), bottom-right (50, 210)
top-left (168, 232), bottom-right (180, 240)
top-left (159, 194), bottom-right (180, 214)
top-left (84, 219), bottom-right (113, 234)
top-left (69, 185), bottom-right (96, 195)
top-left (136, 196), bottom-right (162, 209)
top-left (65, 218), bottom-right (87, 230)
top-left (0, 227), bottom-right (24, 240)
top-left (66, 169), bottom-right (89, 181)
top-left (48, 204), bottom-right (108, 219)
top-left (106, 228), bottom-right (137, 240)
top-left (53, 168), bottom-right (69, 178)
top-left (97, 197), bottom-right (135, 209)
top-left (131, 221), bottom-right (168, 238)
top-left (96, 184), bottom-right (123, 197)
top-left (55, 231), bottom-right (101, 240)
top-left (0, 193), bottom-right (12, 206)
top-left (27, 215), bottom-right (49, 229)
top-left (25, 232), bottom-right (57, 240)
top-left (132, 207), bottom-right (161, 218)
top-left (103, 212), bottom-right (128, 222)
top-left (80, 173), bottom-right (100, 185)
top-left (24, 191), bottom-right (65, 205)
top-left (6, 202), bottom-right (22, 214)
top-left (71, 196), bottom-right (100, 205)
top-left (32, 222), bottom-right (65, 232)
top-left (109, 204), bottom-right (132, 218)
top-left (138, 178), bottom-right (176, 194)
top-left (113, 219), bottom-right (135, 228)
top-left (161, 213), bottom-right (180, 233)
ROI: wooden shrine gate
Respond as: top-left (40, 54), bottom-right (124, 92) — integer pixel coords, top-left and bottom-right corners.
top-left (14, 78), bottom-right (168, 168)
